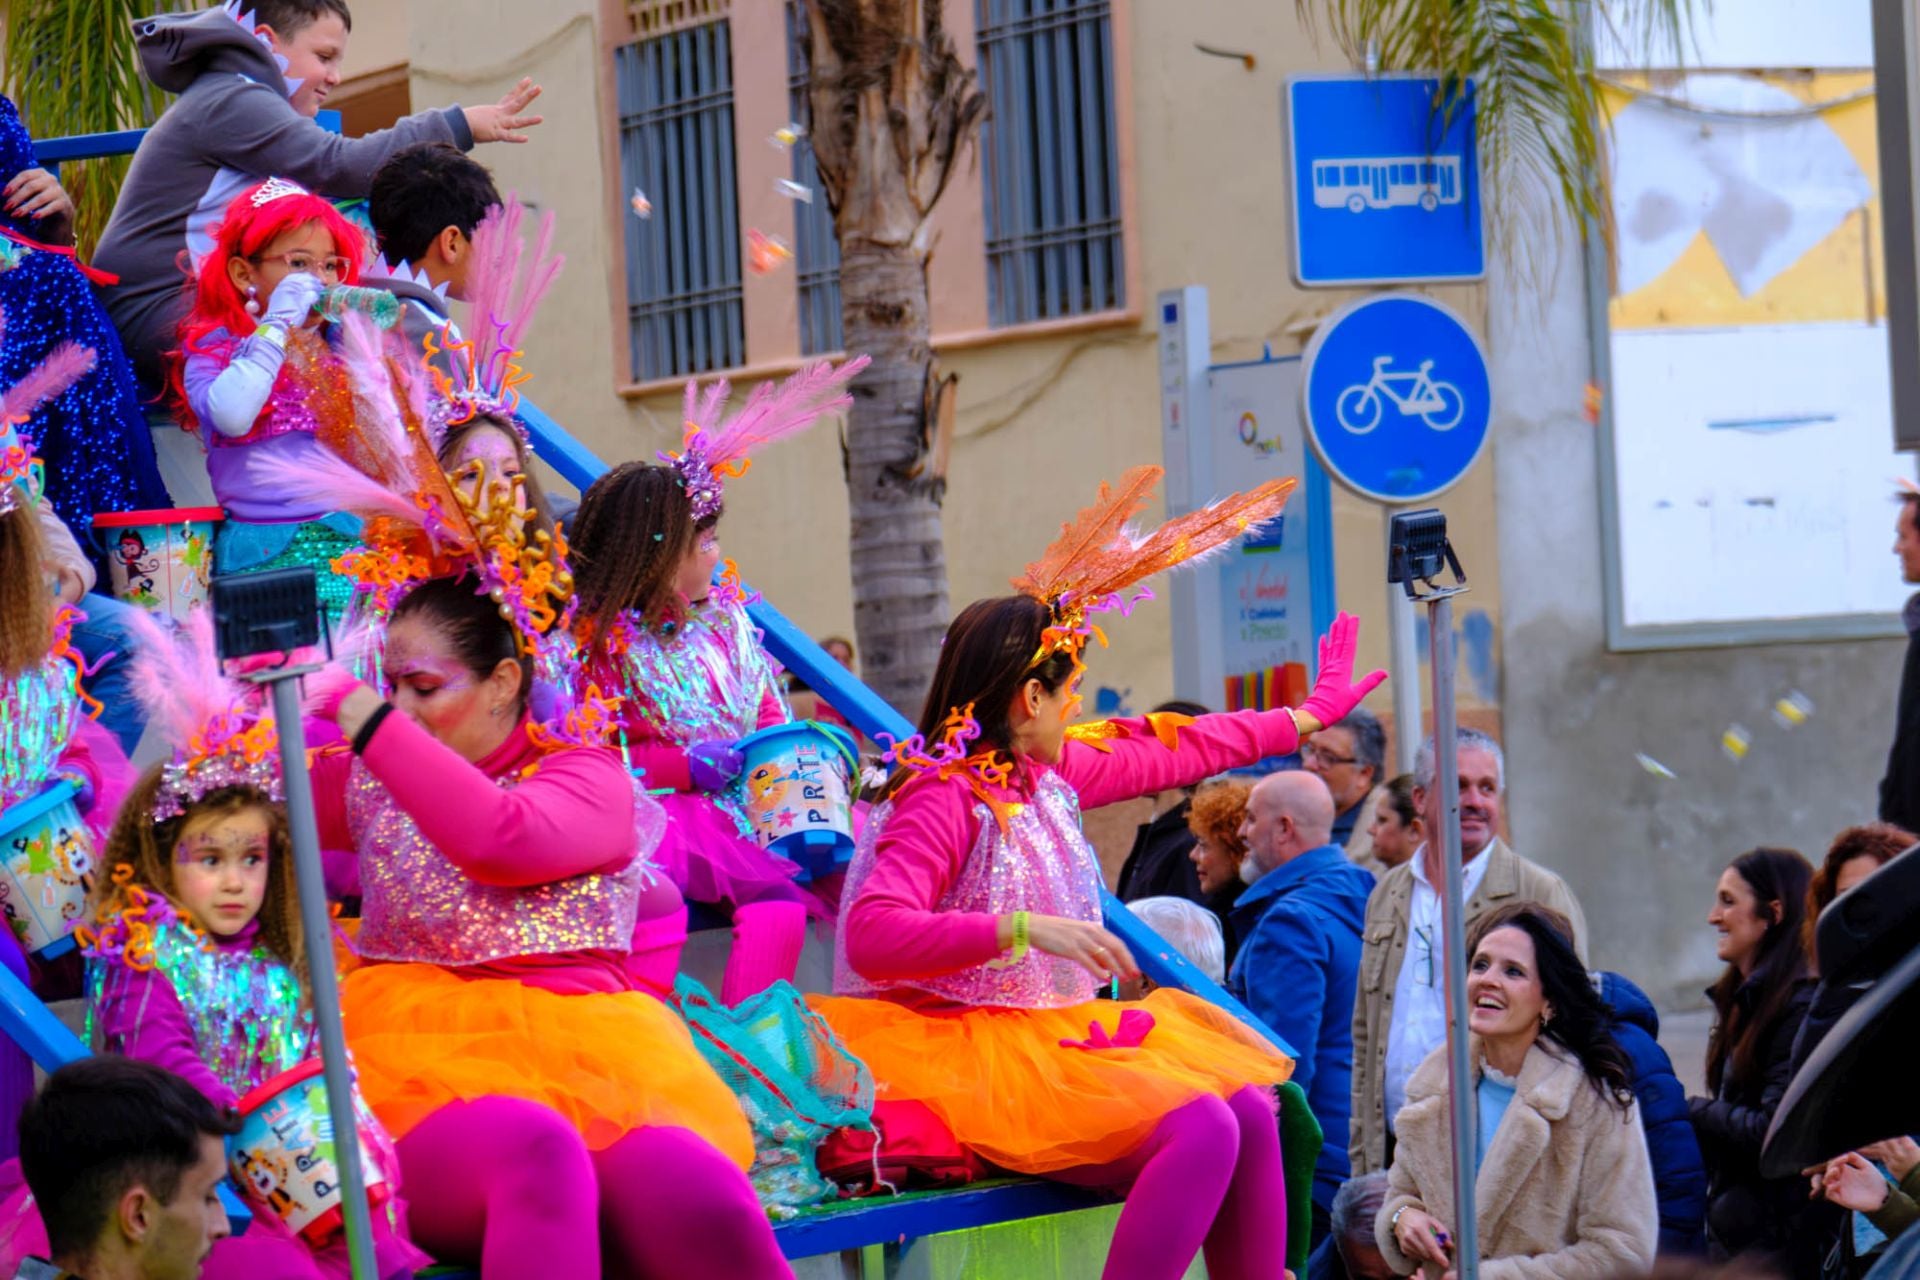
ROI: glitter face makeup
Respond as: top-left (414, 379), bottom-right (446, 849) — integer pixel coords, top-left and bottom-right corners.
top-left (678, 528), bottom-right (723, 604)
top-left (383, 615), bottom-right (510, 763)
top-left (172, 806), bottom-right (272, 938)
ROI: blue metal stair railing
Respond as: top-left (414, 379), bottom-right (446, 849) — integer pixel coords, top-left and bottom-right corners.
top-left (516, 403), bottom-right (1294, 1058)
top-left (25, 125), bottom-right (1293, 1060)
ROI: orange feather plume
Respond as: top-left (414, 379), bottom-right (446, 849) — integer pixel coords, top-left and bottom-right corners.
top-left (1012, 467), bottom-right (1296, 606)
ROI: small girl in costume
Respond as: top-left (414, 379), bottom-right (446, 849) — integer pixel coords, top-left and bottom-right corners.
top-left (169, 177), bottom-right (368, 620)
top-left (570, 356), bottom-right (865, 1004)
top-left (811, 465), bottom-right (1387, 1280)
top-left (0, 613), bottom-right (426, 1280)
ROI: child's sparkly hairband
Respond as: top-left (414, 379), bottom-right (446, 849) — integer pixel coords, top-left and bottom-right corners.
top-left (154, 707), bottom-right (283, 822)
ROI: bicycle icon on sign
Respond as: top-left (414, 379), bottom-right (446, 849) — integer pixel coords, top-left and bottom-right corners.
top-left (1335, 356), bottom-right (1465, 435)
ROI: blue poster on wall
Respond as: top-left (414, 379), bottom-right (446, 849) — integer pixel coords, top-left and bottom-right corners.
top-left (1284, 75), bottom-right (1485, 286)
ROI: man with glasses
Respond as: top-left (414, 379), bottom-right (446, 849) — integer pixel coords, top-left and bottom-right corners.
top-left (1346, 727), bottom-right (1588, 1178)
top-left (1301, 708), bottom-right (1384, 850)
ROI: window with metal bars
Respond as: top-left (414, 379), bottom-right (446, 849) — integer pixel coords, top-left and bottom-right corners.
top-left (614, 21), bottom-right (746, 381)
top-left (785, 1), bottom-right (843, 355)
top-left (975, 0), bottom-right (1125, 326)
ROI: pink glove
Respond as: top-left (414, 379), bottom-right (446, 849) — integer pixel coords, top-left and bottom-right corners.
top-left (1059, 1009), bottom-right (1156, 1051)
top-left (1297, 611), bottom-right (1387, 730)
top-left (301, 665), bottom-right (368, 723)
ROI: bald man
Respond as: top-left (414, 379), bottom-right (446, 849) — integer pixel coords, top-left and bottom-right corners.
top-left (1228, 769), bottom-right (1377, 1242)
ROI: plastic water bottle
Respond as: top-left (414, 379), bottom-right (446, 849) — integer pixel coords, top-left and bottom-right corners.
top-left (317, 285), bottom-right (402, 331)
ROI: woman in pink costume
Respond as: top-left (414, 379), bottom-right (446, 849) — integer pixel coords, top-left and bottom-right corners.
top-left (812, 466), bottom-right (1387, 1280)
top-left (569, 356), bottom-right (865, 1005)
top-left (0, 614), bottom-right (426, 1280)
top-left (277, 313), bottom-right (786, 1277)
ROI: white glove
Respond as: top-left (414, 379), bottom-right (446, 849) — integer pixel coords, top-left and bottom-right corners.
top-left (261, 272), bottom-right (327, 329)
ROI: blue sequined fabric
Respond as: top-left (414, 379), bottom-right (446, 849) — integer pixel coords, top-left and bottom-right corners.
top-left (1, 96), bottom-right (171, 537)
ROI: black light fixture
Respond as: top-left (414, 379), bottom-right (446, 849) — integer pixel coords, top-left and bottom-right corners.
top-left (1386, 508), bottom-right (1466, 599)
top-left (211, 567), bottom-right (322, 663)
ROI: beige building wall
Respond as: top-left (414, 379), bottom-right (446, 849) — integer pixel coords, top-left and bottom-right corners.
top-left (401, 0), bottom-right (1504, 749)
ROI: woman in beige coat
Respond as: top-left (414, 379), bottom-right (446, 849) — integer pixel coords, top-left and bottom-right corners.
top-left (1376, 904), bottom-right (1657, 1278)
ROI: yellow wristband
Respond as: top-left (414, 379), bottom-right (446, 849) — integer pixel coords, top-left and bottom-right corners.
top-left (988, 911), bottom-right (1031, 968)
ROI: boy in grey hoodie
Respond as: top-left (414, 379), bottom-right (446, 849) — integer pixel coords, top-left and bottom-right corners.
top-left (93, 0), bottom-right (543, 393)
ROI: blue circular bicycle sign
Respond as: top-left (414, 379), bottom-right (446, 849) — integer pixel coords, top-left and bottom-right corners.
top-left (1301, 293), bottom-right (1492, 504)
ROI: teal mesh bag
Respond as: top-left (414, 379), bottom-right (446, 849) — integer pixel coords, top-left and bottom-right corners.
top-left (673, 975), bottom-right (875, 1214)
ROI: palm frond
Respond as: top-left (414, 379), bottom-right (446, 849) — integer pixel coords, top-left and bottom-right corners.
top-left (1296, 0), bottom-right (1702, 269)
top-left (1, 0), bottom-right (207, 253)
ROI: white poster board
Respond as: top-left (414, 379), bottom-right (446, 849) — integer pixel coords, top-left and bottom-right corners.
top-left (1610, 324), bottom-right (1916, 632)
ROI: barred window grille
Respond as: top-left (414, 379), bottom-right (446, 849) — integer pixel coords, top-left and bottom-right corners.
top-left (976, 0), bottom-right (1125, 326)
top-left (615, 21), bottom-right (745, 381)
top-left (786, 1), bottom-right (844, 355)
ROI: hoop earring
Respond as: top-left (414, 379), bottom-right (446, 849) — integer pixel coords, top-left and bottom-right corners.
top-left (244, 284), bottom-right (261, 317)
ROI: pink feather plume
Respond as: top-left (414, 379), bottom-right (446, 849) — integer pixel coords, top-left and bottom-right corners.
top-left (251, 445), bottom-right (424, 528)
top-left (1, 344), bottom-right (97, 424)
top-left (463, 195), bottom-right (564, 397)
top-left (686, 355), bottom-right (870, 469)
top-left (125, 609), bottom-right (256, 751)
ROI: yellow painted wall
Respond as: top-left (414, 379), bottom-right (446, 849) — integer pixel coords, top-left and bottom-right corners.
top-left (401, 0), bottom-right (1504, 737)
top-left (1607, 72), bottom-right (1883, 330)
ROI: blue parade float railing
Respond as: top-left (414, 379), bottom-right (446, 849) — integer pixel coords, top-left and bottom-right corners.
top-left (22, 125), bottom-right (1299, 1267)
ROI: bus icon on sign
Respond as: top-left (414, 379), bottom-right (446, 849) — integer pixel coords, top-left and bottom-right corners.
top-left (1311, 156), bottom-right (1463, 214)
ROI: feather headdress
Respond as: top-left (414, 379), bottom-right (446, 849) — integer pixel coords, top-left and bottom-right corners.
top-left (663, 355), bottom-right (870, 521)
top-left (125, 608), bottom-right (281, 821)
top-left (1012, 464), bottom-right (1296, 667)
top-left (424, 194), bottom-right (563, 439)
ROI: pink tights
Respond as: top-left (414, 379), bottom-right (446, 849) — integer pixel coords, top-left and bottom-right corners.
top-left (396, 1098), bottom-right (791, 1280)
top-left (1050, 1086), bottom-right (1286, 1280)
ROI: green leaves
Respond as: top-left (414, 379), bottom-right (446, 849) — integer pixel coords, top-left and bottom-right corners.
top-left (1298, 0), bottom-right (1698, 255)
top-left (1, 0), bottom-right (200, 253)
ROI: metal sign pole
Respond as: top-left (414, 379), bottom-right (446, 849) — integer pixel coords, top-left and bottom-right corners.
top-left (266, 675), bottom-right (377, 1279)
top-left (1387, 509), bottom-right (1424, 773)
top-left (1427, 591), bottom-right (1478, 1280)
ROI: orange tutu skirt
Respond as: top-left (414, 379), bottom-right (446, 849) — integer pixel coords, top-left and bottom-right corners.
top-left (341, 963), bottom-right (754, 1167)
top-left (808, 988), bottom-right (1292, 1174)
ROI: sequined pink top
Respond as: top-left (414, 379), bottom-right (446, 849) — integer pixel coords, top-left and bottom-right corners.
top-left (314, 712), bottom-right (644, 995)
top-left (838, 709), bottom-right (1303, 1010)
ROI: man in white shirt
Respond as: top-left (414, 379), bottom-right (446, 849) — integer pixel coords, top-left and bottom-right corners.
top-left (1347, 728), bottom-right (1588, 1176)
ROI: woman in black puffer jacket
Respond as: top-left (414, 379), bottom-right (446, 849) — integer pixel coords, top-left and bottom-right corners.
top-left (1690, 846), bottom-right (1836, 1276)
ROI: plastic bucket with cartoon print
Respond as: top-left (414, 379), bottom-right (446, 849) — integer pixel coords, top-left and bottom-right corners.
top-left (0, 778), bottom-right (94, 959)
top-left (230, 1060), bottom-right (393, 1246)
top-left (736, 721), bottom-right (858, 877)
top-left (92, 507), bottom-right (223, 622)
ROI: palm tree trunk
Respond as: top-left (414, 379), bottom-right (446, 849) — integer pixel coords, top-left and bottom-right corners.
top-left (840, 233), bottom-right (949, 717)
top-left (805, 0), bottom-right (984, 717)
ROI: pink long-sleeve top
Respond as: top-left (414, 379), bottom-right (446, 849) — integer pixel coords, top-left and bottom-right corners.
top-left (313, 709), bottom-right (640, 995)
top-left (842, 709), bottom-right (1302, 999)
top-left (90, 919), bottom-right (303, 1111)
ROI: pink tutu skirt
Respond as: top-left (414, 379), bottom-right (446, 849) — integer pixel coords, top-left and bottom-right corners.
top-left (653, 791), bottom-right (833, 915)
top-left (0, 1158), bottom-right (429, 1280)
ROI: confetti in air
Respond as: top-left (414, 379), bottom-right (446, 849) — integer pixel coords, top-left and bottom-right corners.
top-left (773, 178), bottom-right (814, 203)
top-left (746, 229), bottom-right (794, 276)
top-left (629, 188), bottom-right (652, 219)
top-left (1771, 690), bottom-right (1814, 729)
top-left (769, 122), bottom-right (806, 150)
top-left (1635, 753), bottom-right (1676, 780)
top-left (1721, 724), bottom-right (1752, 762)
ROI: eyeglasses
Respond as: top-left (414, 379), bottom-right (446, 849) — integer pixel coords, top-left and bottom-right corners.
top-left (1411, 924), bottom-right (1436, 988)
top-left (1301, 742), bottom-right (1357, 767)
top-left (250, 251), bottom-right (351, 280)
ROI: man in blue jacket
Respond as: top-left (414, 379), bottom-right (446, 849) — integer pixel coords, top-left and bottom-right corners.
top-left (1228, 770), bottom-right (1376, 1246)
top-left (1596, 969), bottom-right (1709, 1256)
